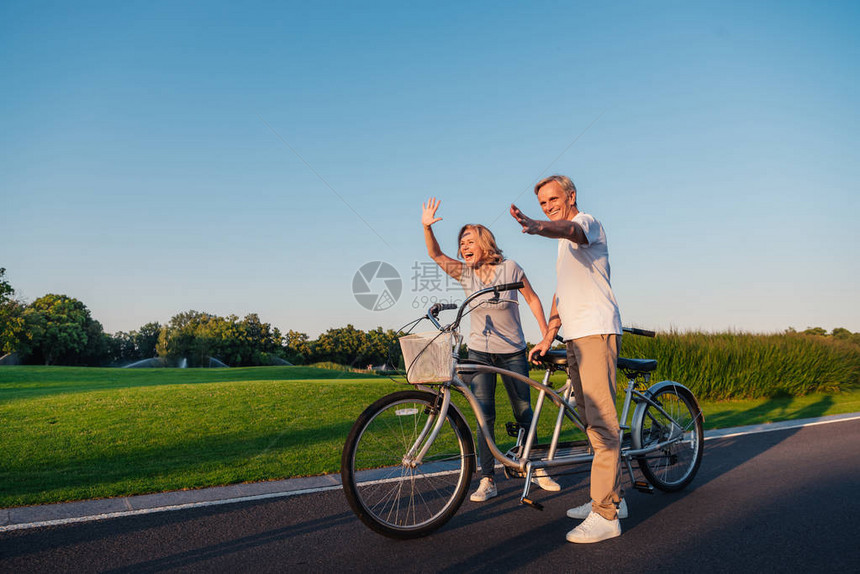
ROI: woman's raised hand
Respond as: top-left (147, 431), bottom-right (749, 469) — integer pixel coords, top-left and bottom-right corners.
top-left (422, 197), bottom-right (443, 228)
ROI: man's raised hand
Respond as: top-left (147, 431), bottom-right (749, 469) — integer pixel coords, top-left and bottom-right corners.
top-left (510, 204), bottom-right (540, 234)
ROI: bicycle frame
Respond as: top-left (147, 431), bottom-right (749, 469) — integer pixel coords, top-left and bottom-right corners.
top-left (342, 282), bottom-right (705, 538)
top-left (401, 283), bottom-right (702, 502)
top-left (405, 358), bottom-right (696, 502)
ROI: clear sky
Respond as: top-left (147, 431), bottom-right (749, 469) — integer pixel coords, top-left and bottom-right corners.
top-left (2, 0), bottom-right (858, 344)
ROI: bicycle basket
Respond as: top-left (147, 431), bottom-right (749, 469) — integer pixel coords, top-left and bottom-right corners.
top-left (399, 331), bottom-right (454, 383)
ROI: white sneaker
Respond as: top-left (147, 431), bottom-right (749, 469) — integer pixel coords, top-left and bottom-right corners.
top-left (566, 498), bottom-right (628, 520)
top-left (531, 469), bottom-right (561, 492)
top-left (469, 477), bottom-right (498, 502)
top-left (566, 511), bottom-right (622, 543)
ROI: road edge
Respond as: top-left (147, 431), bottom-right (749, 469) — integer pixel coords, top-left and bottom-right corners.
top-left (3, 412), bottom-right (859, 532)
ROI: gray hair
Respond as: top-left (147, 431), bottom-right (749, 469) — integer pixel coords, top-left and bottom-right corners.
top-left (534, 175), bottom-right (577, 207)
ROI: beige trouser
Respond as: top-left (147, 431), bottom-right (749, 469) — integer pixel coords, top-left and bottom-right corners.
top-left (566, 334), bottom-right (622, 521)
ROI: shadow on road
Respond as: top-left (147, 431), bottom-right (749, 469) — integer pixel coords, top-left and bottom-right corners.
top-left (704, 393), bottom-right (835, 430)
top-left (2, 395), bottom-right (853, 573)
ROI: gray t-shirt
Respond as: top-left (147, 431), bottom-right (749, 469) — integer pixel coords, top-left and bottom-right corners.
top-left (459, 259), bottom-right (527, 354)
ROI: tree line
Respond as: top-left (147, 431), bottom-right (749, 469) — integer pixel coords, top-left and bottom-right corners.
top-left (2, 268), bottom-right (857, 368)
top-left (0, 268), bottom-right (402, 368)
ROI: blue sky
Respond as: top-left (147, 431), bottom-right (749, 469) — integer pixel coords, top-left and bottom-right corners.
top-left (2, 0), bottom-right (858, 343)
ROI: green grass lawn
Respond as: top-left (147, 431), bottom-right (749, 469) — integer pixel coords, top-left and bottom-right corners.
top-left (1, 366), bottom-right (858, 508)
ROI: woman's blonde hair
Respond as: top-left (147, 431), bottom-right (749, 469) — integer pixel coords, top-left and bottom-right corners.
top-left (457, 224), bottom-right (504, 265)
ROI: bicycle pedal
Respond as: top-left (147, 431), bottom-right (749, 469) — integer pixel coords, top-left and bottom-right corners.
top-left (634, 480), bottom-right (654, 494)
top-left (505, 422), bottom-right (524, 438)
top-left (521, 497), bottom-right (544, 511)
top-left (503, 466), bottom-right (525, 479)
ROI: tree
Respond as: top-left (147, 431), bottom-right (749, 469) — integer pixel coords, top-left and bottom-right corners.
top-left (308, 325), bottom-right (402, 368)
top-left (311, 324), bottom-right (367, 366)
top-left (105, 322), bottom-right (162, 364)
top-left (0, 268), bottom-right (28, 355)
top-left (107, 331), bottom-right (138, 363)
top-left (283, 330), bottom-right (310, 364)
top-left (360, 327), bottom-right (401, 367)
top-left (0, 268), bottom-right (12, 303)
top-left (236, 313), bottom-right (282, 365)
top-left (830, 328), bottom-right (860, 346)
top-left (135, 322), bottom-right (162, 358)
top-left (157, 311), bottom-right (286, 367)
top-left (23, 294), bottom-right (106, 365)
top-left (802, 327), bottom-right (827, 336)
top-left (157, 310), bottom-right (215, 367)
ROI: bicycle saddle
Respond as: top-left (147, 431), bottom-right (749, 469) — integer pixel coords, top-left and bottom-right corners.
top-left (535, 349), bottom-right (568, 366)
top-left (535, 352), bottom-right (657, 373)
top-left (617, 357), bottom-right (657, 372)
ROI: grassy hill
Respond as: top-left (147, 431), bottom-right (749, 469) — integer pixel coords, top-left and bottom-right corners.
top-left (1, 347), bottom-right (857, 508)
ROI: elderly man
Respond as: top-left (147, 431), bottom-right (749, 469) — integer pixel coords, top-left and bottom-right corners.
top-left (510, 175), bottom-right (624, 544)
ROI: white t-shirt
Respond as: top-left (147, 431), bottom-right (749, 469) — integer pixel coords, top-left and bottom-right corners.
top-left (556, 212), bottom-right (622, 340)
top-left (459, 259), bottom-right (527, 354)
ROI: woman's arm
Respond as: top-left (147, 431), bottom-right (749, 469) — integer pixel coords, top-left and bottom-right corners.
top-left (422, 198), bottom-right (463, 280)
top-left (519, 274), bottom-right (548, 337)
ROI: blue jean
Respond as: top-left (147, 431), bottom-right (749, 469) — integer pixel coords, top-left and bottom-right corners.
top-left (469, 349), bottom-right (534, 478)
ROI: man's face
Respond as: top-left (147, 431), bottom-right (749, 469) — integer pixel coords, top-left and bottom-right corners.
top-left (537, 181), bottom-right (575, 221)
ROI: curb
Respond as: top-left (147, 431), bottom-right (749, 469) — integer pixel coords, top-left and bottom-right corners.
top-left (3, 412), bottom-right (859, 532)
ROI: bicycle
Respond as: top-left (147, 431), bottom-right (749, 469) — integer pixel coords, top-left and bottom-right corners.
top-left (341, 282), bottom-right (704, 539)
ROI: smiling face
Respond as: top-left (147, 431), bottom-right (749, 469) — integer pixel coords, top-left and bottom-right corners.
top-left (458, 229), bottom-right (485, 266)
top-left (457, 224), bottom-right (503, 268)
top-left (537, 180), bottom-right (577, 221)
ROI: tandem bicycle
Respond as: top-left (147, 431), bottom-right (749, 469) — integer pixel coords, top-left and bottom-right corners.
top-left (341, 282), bottom-right (704, 539)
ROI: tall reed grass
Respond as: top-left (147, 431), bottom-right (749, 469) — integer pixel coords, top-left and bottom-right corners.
top-left (618, 331), bottom-right (859, 400)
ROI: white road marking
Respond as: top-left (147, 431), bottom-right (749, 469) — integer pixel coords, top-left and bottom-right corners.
top-left (3, 413), bottom-right (858, 532)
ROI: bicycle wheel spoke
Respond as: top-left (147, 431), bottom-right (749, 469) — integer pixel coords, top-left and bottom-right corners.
top-left (342, 391), bottom-right (475, 538)
top-left (634, 386), bottom-right (703, 492)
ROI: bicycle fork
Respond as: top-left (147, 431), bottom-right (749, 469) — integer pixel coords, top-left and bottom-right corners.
top-left (401, 386), bottom-right (453, 467)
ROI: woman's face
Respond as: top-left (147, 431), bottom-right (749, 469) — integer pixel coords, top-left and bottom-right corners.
top-left (459, 229), bottom-right (484, 267)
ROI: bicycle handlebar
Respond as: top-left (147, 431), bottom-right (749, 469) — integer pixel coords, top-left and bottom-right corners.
top-left (553, 326), bottom-right (656, 343)
top-left (494, 281), bottom-right (524, 293)
top-left (421, 282), bottom-right (657, 341)
top-left (424, 282), bottom-right (524, 332)
top-left (429, 302), bottom-right (458, 317)
top-left (623, 326), bottom-right (656, 337)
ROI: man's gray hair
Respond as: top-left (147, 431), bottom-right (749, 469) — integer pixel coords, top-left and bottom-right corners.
top-left (534, 175), bottom-right (577, 207)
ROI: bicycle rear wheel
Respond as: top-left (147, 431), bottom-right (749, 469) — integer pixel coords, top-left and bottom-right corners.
top-left (632, 384), bottom-right (703, 491)
top-left (341, 389), bottom-right (475, 539)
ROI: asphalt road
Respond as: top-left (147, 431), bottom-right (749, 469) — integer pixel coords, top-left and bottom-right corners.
top-left (2, 419), bottom-right (859, 573)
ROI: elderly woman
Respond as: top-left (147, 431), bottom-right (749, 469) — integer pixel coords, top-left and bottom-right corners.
top-left (421, 197), bottom-right (560, 501)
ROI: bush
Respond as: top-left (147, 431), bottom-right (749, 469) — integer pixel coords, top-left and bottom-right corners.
top-left (620, 330), bottom-right (859, 400)
top-left (308, 361), bottom-right (384, 375)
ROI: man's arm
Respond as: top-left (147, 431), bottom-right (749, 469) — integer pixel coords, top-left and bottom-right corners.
top-left (529, 294), bottom-right (562, 363)
top-left (509, 204), bottom-right (588, 245)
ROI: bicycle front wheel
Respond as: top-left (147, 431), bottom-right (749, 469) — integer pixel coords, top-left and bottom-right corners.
top-left (632, 384), bottom-right (703, 491)
top-left (341, 389), bottom-right (475, 539)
